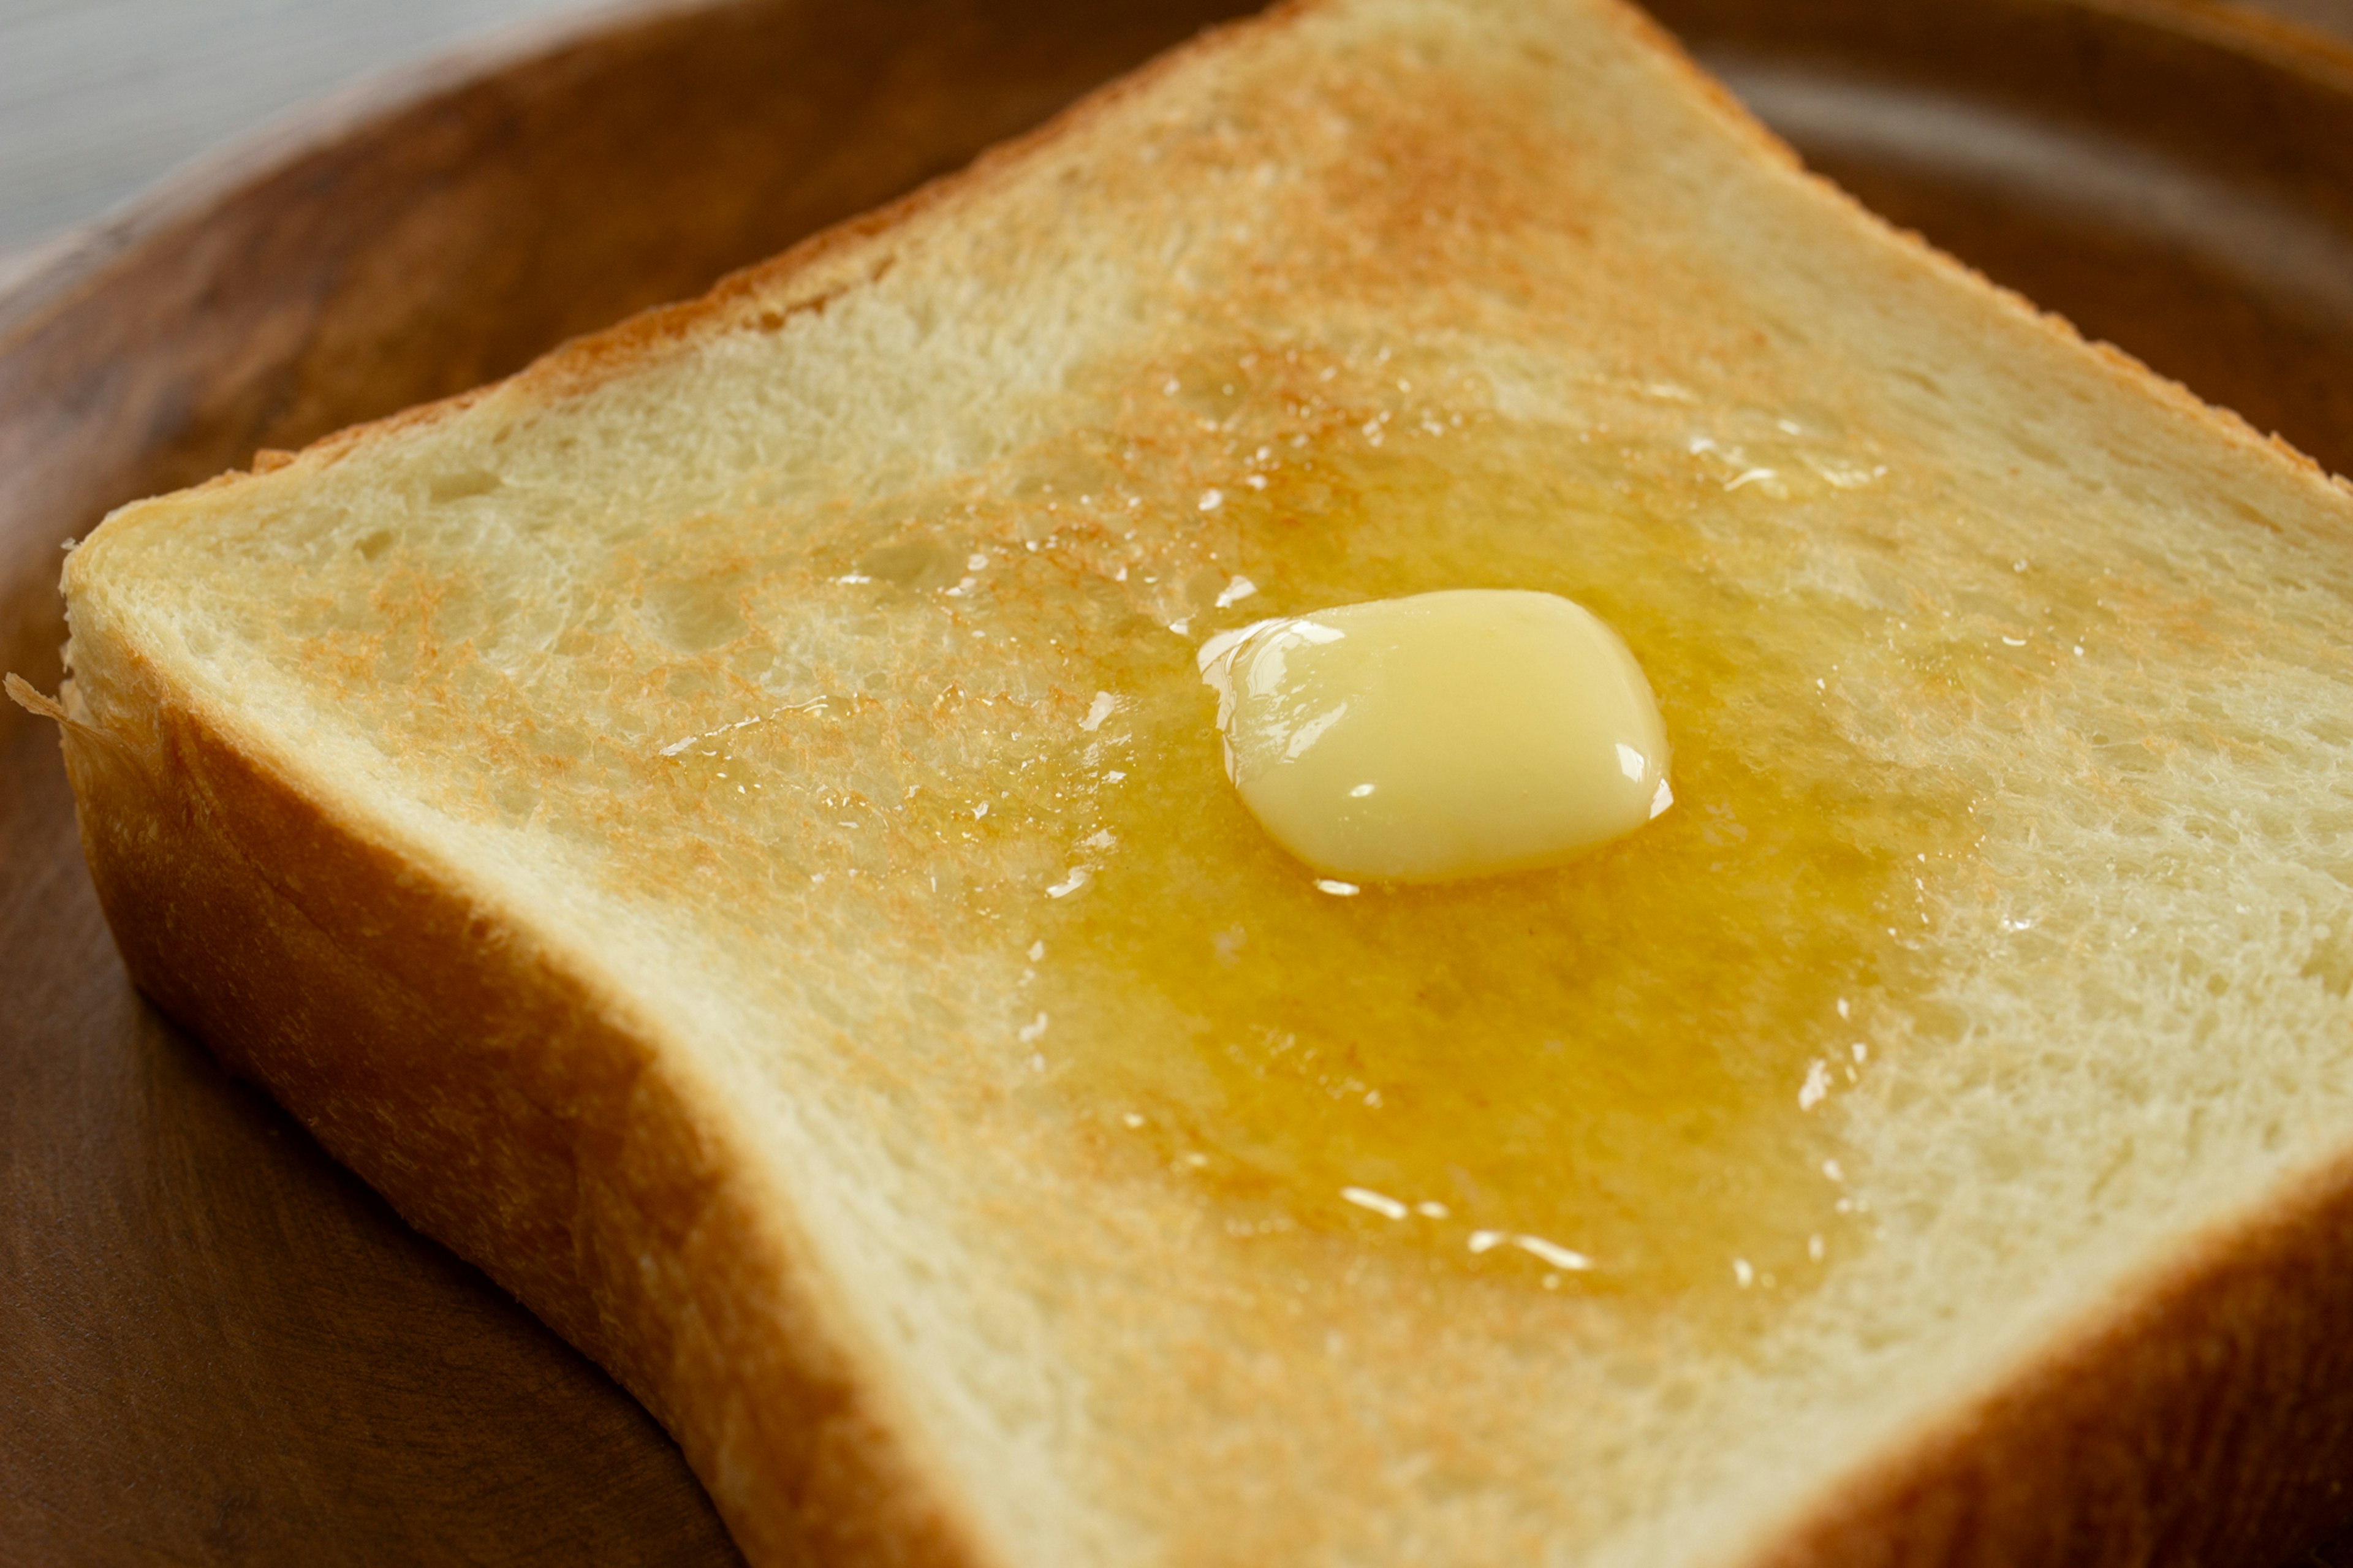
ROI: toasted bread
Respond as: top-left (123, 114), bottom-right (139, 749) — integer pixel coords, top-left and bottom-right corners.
top-left (29, 0), bottom-right (2353, 1563)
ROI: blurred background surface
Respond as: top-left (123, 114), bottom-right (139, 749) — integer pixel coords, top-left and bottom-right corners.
top-left (0, 0), bottom-right (593, 264)
top-left (1, 0), bottom-right (2350, 281)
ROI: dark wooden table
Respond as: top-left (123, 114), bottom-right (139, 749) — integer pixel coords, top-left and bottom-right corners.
top-left (0, 0), bottom-right (593, 260)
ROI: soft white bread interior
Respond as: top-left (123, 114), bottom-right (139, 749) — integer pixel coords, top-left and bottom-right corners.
top-left (39, 0), bottom-right (2353, 1564)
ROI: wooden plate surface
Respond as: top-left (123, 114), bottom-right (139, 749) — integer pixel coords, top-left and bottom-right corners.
top-left (5, 1), bottom-right (2352, 1562)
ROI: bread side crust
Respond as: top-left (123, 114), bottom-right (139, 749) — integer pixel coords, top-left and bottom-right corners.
top-left (53, 642), bottom-right (1001, 1568)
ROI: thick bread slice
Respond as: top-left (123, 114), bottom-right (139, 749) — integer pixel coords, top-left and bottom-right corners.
top-left (36, 0), bottom-right (2353, 1563)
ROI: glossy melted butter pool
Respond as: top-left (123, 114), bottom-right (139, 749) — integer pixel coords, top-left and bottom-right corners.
top-left (1039, 621), bottom-right (1945, 1298)
top-left (985, 385), bottom-right (1979, 1305)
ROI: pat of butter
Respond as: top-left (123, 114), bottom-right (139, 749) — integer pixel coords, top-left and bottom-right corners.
top-left (1197, 589), bottom-right (1672, 882)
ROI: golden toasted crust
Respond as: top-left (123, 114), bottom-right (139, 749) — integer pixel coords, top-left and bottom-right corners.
top-left (40, 0), bottom-right (2353, 1562)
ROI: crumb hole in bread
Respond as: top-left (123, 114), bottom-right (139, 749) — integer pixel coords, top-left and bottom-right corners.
top-left (2302, 926), bottom-right (2353, 998)
top-left (493, 781), bottom-right (539, 824)
top-left (1891, 366), bottom-right (1946, 401)
top-left (2011, 431), bottom-right (2063, 469)
top-left (428, 469), bottom-right (502, 503)
top-left (638, 573), bottom-right (751, 653)
top-left (857, 540), bottom-right (964, 591)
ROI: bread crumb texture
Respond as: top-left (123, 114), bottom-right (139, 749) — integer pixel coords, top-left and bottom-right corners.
top-left (58, 0), bottom-right (2353, 1564)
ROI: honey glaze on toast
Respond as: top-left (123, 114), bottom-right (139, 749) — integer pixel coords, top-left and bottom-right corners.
top-left (1019, 349), bottom-right (1978, 1307)
top-left (637, 338), bottom-right (1987, 1315)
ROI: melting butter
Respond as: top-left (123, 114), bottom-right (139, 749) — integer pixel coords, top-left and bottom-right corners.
top-left (1197, 589), bottom-right (1672, 883)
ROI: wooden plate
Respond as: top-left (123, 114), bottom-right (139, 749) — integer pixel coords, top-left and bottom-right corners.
top-left (5, 2), bottom-right (2351, 1561)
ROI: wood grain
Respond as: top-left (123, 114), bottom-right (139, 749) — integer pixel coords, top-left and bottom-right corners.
top-left (2228, 0), bottom-right (2353, 35)
top-left (5, 1), bottom-right (2353, 1563)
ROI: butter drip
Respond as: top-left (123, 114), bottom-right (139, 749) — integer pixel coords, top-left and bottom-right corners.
top-left (1199, 589), bottom-right (1672, 884)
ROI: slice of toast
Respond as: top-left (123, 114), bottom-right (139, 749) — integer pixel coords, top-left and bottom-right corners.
top-left (31, 0), bottom-right (2353, 1562)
